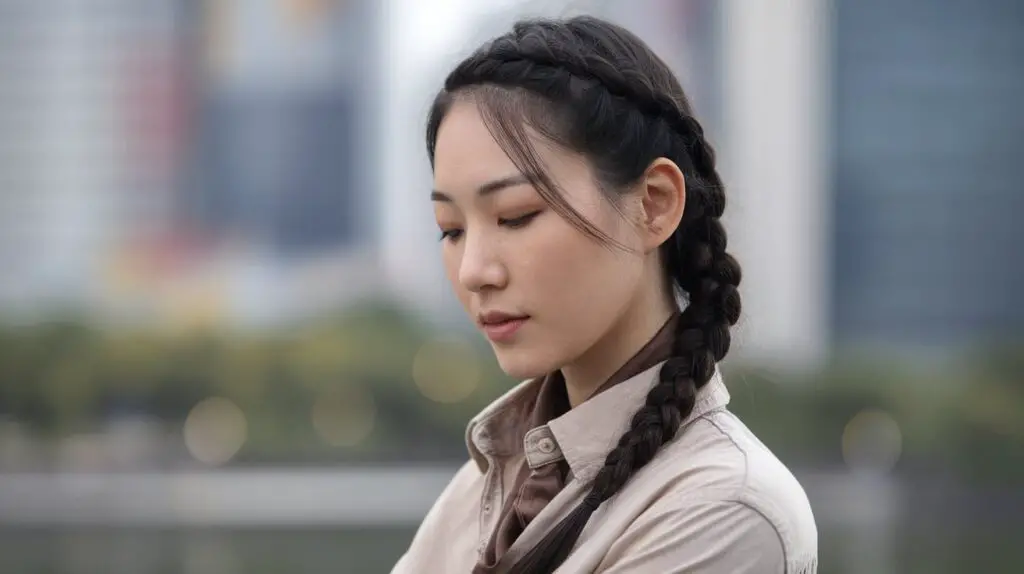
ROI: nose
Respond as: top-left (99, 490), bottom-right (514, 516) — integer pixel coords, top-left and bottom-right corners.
top-left (458, 231), bottom-right (508, 293)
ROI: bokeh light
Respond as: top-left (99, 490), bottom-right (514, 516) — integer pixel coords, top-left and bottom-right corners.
top-left (411, 337), bottom-right (481, 403)
top-left (183, 397), bottom-right (248, 466)
top-left (311, 385), bottom-right (377, 447)
top-left (842, 408), bottom-right (903, 475)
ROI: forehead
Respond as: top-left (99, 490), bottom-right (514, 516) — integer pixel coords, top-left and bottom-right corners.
top-left (432, 98), bottom-right (597, 198)
top-left (432, 98), bottom-right (519, 190)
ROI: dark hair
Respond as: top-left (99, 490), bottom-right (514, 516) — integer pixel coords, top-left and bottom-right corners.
top-left (426, 15), bottom-right (742, 573)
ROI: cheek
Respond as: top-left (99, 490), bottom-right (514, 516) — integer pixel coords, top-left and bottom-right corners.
top-left (522, 213), bottom-right (644, 318)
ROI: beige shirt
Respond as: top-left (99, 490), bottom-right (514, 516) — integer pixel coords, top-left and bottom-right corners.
top-left (392, 364), bottom-right (818, 573)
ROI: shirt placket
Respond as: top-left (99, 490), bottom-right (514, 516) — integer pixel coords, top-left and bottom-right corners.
top-left (474, 425), bottom-right (505, 555)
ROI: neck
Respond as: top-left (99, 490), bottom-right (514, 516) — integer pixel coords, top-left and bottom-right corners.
top-left (561, 284), bottom-right (677, 408)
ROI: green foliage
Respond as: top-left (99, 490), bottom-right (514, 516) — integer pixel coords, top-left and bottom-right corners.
top-left (726, 353), bottom-right (1024, 484)
top-left (0, 303), bottom-right (1021, 482)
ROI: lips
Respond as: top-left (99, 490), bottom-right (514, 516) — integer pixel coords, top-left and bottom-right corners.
top-left (478, 312), bottom-right (530, 343)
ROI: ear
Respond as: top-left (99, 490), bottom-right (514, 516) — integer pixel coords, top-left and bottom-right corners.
top-left (637, 158), bottom-right (686, 253)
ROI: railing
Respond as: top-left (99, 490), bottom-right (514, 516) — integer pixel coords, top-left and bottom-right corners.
top-left (0, 466), bottom-right (898, 528)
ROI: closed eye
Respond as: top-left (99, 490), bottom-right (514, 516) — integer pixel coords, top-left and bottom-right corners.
top-left (439, 228), bottom-right (463, 242)
top-left (438, 210), bottom-right (540, 243)
top-left (499, 210), bottom-right (541, 229)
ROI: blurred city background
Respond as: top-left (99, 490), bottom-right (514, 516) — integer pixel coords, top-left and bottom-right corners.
top-left (0, 0), bottom-right (1021, 572)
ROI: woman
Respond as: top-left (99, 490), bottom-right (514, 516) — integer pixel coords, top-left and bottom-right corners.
top-left (393, 15), bottom-right (817, 574)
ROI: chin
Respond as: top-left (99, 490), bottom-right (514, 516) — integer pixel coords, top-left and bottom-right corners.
top-left (490, 344), bottom-right (559, 381)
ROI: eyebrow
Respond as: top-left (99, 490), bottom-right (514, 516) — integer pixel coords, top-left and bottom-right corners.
top-left (431, 174), bottom-right (530, 202)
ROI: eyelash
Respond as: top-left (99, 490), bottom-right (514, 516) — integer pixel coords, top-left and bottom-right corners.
top-left (500, 210), bottom-right (541, 229)
top-left (439, 229), bottom-right (462, 241)
top-left (438, 211), bottom-right (541, 242)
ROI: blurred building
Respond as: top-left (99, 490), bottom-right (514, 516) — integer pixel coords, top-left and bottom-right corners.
top-left (191, 0), bottom-right (378, 256)
top-left (0, 0), bottom-right (189, 318)
top-left (0, 0), bottom-right (385, 328)
top-left (831, 0), bottom-right (1024, 352)
top-left (181, 0), bottom-right (385, 327)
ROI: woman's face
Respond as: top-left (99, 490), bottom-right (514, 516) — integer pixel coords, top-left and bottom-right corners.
top-left (431, 98), bottom-right (650, 380)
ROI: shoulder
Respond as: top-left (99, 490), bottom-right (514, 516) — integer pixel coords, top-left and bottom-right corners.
top-left (645, 409), bottom-right (819, 572)
top-left (411, 459), bottom-right (485, 535)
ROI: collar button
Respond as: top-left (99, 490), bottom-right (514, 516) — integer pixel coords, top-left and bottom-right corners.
top-left (537, 437), bottom-right (556, 454)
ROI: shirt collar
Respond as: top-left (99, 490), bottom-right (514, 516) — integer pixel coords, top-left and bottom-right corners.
top-left (465, 378), bottom-right (541, 472)
top-left (466, 362), bottom-right (730, 478)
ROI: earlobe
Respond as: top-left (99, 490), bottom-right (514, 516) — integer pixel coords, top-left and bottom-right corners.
top-left (640, 158), bottom-right (686, 251)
